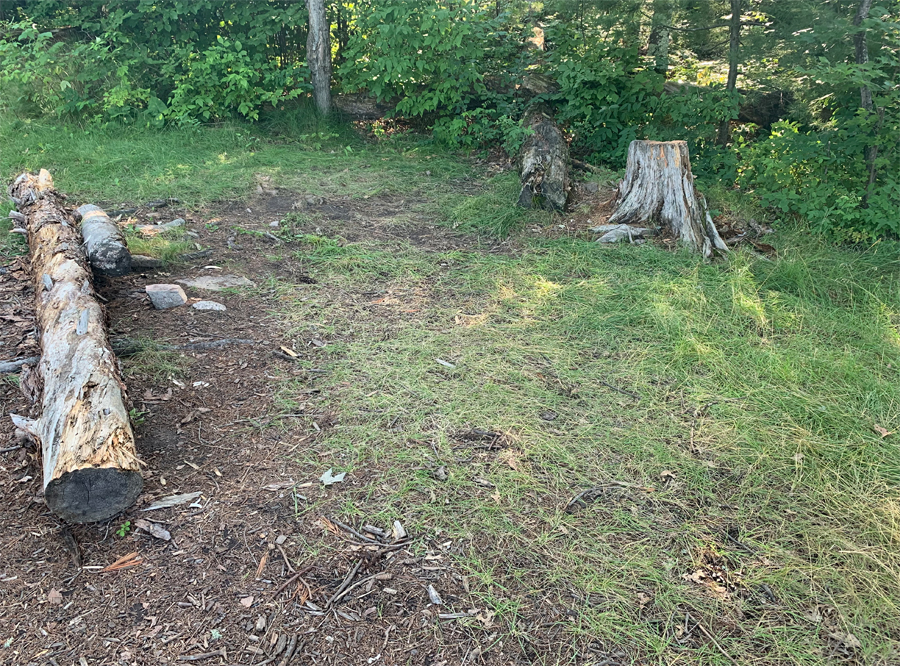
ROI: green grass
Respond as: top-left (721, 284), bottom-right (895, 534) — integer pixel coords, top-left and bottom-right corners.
top-left (3, 110), bottom-right (900, 664)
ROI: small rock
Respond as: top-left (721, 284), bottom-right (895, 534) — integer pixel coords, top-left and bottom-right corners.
top-left (131, 255), bottom-right (163, 270)
top-left (192, 300), bottom-right (226, 312)
top-left (269, 221), bottom-right (280, 227)
top-left (255, 615), bottom-right (266, 632)
top-left (585, 181), bottom-right (600, 193)
top-left (540, 410), bottom-right (558, 421)
top-left (426, 585), bottom-right (443, 605)
top-left (146, 284), bottom-right (188, 309)
top-left (275, 535), bottom-right (287, 546)
top-left (176, 275), bottom-right (256, 291)
top-left (157, 219), bottom-right (185, 232)
top-left (392, 520), bottom-right (407, 540)
top-left (185, 231), bottom-right (199, 238)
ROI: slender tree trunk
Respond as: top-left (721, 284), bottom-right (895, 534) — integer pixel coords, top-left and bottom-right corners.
top-left (853, 0), bottom-right (878, 204)
top-left (648, 0), bottom-right (674, 75)
top-left (716, 0), bottom-right (741, 146)
top-left (306, 0), bottom-right (332, 115)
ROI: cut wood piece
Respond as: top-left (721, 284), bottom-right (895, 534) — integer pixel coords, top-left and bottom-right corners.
top-left (75, 204), bottom-right (132, 276)
top-left (608, 140), bottom-right (728, 258)
top-left (8, 170), bottom-right (142, 523)
top-left (517, 108), bottom-right (570, 212)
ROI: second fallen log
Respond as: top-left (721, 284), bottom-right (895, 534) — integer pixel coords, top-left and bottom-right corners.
top-left (8, 170), bottom-right (142, 523)
top-left (76, 204), bottom-right (132, 276)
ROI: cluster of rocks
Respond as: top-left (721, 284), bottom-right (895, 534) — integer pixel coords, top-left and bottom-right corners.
top-left (145, 275), bottom-right (255, 311)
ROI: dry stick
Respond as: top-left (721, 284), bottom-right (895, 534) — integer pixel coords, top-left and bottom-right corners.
top-left (325, 560), bottom-right (362, 609)
top-left (686, 612), bottom-right (739, 666)
top-left (328, 572), bottom-right (387, 608)
top-left (178, 649), bottom-right (225, 662)
top-left (0, 445), bottom-right (22, 454)
top-left (0, 356), bottom-right (39, 374)
top-left (599, 379), bottom-right (640, 400)
top-left (271, 565), bottom-right (314, 597)
top-left (329, 517), bottom-right (382, 544)
top-left (277, 544), bottom-right (295, 573)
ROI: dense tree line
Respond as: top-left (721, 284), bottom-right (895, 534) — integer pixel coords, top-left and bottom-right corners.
top-left (0, 1), bottom-right (897, 239)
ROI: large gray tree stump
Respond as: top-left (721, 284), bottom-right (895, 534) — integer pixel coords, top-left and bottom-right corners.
top-left (8, 170), bottom-right (143, 523)
top-left (517, 109), bottom-right (569, 212)
top-left (608, 140), bottom-right (728, 258)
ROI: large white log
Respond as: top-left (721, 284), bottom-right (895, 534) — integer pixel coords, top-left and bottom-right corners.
top-left (608, 140), bottom-right (728, 258)
top-left (8, 170), bottom-right (142, 523)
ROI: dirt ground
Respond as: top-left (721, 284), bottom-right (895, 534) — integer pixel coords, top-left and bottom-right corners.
top-left (0, 183), bottom-right (619, 666)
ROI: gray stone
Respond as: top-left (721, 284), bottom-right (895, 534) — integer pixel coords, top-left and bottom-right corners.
top-left (157, 218), bottom-right (185, 232)
top-left (192, 300), bottom-right (227, 312)
top-left (146, 284), bottom-right (188, 309)
top-left (176, 275), bottom-right (256, 291)
top-left (131, 254), bottom-right (163, 270)
top-left (584, 181), bottom-right (600, 193)
top-left (269, 221), bottom-right (280, 227)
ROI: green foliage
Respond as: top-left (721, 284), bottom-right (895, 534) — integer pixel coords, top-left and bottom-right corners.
top-left (340, 0), bottom-right (493, 118)
top-left (115, 521), bottom-right (132, 537)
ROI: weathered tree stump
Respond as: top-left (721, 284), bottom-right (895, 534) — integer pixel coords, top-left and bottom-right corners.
top-left (76, 204), bottom-right (132, 276)
top-left (8, 170), bottom-right (142, 523)
top-left (517, 109), bottom-right (570, 212)
top-left (608, 140), bottom-right (728, 257)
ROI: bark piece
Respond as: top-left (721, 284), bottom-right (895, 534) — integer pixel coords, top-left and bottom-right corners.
top-left (608, 141), bottom-right (727, 258)
top-left (518, 109), bottom-right (569, 212)
top-left (8, 170), bottom-right (142, 523)
top-left (75, 204), bottom-right (132, 276)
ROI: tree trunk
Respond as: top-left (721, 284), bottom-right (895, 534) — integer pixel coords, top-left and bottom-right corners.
top-left (517, 108), bottom-right (570, 212)
top-left (648, 0), bottom-right (674, 74)
top-left (76, 204), bottom-right (132, 277)
top-left (608, 140), bottom-right (728, 258)
top-left (853, 0), bottom-right (878, 204)
top-left (306, 0), bottom-right (332, 115)
top-left (716, 0), bottom-right (741, 146)
top-left (8, 170), bottom-right (143, 524)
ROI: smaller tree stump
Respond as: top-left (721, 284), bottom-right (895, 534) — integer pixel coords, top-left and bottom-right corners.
top-left (608, 140), bottom-right (728, 257)
top-left (517, 109), bottom-right (569, 212)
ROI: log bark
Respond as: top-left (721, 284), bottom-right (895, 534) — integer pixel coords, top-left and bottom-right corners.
top-left (8, 170), bottom-right (142, 523)
top-left (76, 204), bottom-right (131, 276)
top-left (608, 140), bottom-right (728, 258)
top-left (517, 109), bottom-right (570, 212)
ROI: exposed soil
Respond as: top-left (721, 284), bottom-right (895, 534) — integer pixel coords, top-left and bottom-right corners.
top-left (0, 183), bottom-right (625, 666)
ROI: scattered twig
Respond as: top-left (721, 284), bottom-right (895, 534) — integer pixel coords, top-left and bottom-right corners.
top-left (178, 649), bottom-right (226, 662)
top-left (685, 612), bottom-right (739, 666)
top-left (327, 572), bottom-right (384, 608)
top-left (565, 481), bottom-right (655, 512)
top-left (0, 445), bottom-right (23, 454)
top-left (270, 565), bottom-right (314, 597)
top-left (599, 378), bottom-right (640, 400)
top-left (277, 544), bottom-right (295, 573)
top-left (329, 518), bottom-right (382, 544)
top-left (326, 560), bottom-right (362, 608)
top-left (270, 351), bottom-right (328, 371)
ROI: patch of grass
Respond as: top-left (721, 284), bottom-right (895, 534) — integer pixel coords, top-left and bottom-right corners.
top-left (124, 228), bottom-right (195, 263)
top-left (445, 171), bottom-right (553, 237)
top-left (267, 226), bottom-right (900, 664)
top-left (120, 339), bottom-right (190, 382)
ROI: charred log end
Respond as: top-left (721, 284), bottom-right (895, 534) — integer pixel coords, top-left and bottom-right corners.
top-left (46, 467), bottom-right (143, 523)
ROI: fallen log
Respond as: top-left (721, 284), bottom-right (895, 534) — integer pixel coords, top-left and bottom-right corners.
top-left (8, 170), bottom-right (142, 523)
top-left (607, 140), bottom-right (727, 258)
top-left (75, 204), bottom-right (132, 276)
top-left (517, 108), bottom-right (570, 212)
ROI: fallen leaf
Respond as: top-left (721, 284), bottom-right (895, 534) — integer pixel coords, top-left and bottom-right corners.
top-left (873, 424), bottom-right (893, 438)
top-left (828, 631), bottom-right (862, 649)
top-left (280, 346), bottom-right (298, 358)
top-left (47, 589), bottom-right (63, 605)
top-left (240, 596), bottom-right (254, 608)
top-left (660, 470), bottom-right (676, 483)
top-left (320, 468), bottom-right (346, 486)
top-left (134, 519), bottom-right (171, 541)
